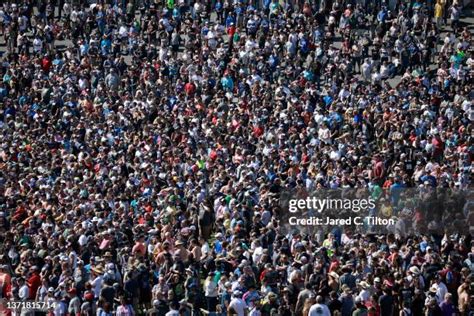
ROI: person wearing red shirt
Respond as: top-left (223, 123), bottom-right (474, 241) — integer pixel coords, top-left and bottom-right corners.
top-left (227, 23), bottom-right (236, 37)
top-left (388, 245), bottom-right (400, 267)
top-left (371, 155), bottom-right (385, 186)
top-left (41, 55), bottom-right (52, 72)
top-left (27, 266), bottom-right (41, 300)
top-left (0, 265), bottom-right (11, 298)
top-left (366, 294), bottom-right (381, 316)
top-left (184, 82), bottom-right (196, 96)
top-left (329, 254), bottom-right (340, 272)
top-left (432, 133), bottom-right (445, 162)
top-left (382, 174), bottom-right (394, 189)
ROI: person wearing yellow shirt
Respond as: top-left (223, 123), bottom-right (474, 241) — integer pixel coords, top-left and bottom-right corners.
top-left (434, 0), bottom-right (444, 28)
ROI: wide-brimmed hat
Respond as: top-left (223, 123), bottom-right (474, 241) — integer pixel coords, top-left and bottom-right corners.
top-left (91, 265), bottom-right (104, 275)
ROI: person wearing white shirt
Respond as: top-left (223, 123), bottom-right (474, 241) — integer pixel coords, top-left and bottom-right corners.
top-left (434, 278), bottom-right (448, 304)
top-left (357, 282), bottom-right (371, 303)
top-left (33, 37), bottom-right (43, 53)
top-left (115, 296), bottom-right (135, 316)
top-left (361, 59), bottom-right (372, 82)
top-left (285, 40), bottom-right (296, 56)
top-left (329, 147), bottom-right (341, 161)
top-left (249, 306), bottom-right (261, 316)
top-left (308, 296), bottom-right (331, 316)
top-left (467, 54), bottom-right (474, 70)
top-left (119, 25), bottom-right (128, 39)
top-left (380, 62), bottom-right (391, 79)
top-left (200, 238), bottom-right (210, 259)
top-left (314, 111), bottom-right (324, 125)
top-left (18, 278), bottom-right (29, 301)
top-left (204, 272), bottom-right (218, 312)
top-left (338, 88), bottom-right (350, 102)
top-left (228, 291), bottom-right (247, 316)
top-left (70, 9), bottom-right (79, 24)
top-left (54, 296), bottom-right (67, 316)
top-left (318, 123), bottom-right (331, 145)
top-left (90, 268), bottom-right (104, 299)
top-left (371, 71), bottom-right (382, 83)
top-left (251, 240), bottom-right (263, 263)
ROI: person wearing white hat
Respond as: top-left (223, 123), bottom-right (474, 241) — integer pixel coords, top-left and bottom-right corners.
top-left (426, 285), bottom-right (441, 305)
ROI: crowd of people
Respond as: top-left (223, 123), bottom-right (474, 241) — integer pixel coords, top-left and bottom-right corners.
top-left (0, 0), bottom-right (473, 315)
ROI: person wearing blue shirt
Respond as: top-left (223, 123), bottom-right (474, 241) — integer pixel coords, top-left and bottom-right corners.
top-left (221, 74), bottom-right (234, 92)
top-left (390, 177), bottom-right (406, 208)
top-left (215, 0), bottom-right (224, 23)
top-left (323, 95), bottom-right (333, 106)
top-left (101, 36), bottom-right (112, 55)
top-left (201, 22), bottom-right (210, 37)
top-left (235, 3), bottom-right (245, 27)
top-left (96, 11), bottom-right (106, 34)
top-left (353, 112), bottom-right (363, 124)
top-left (263, 0), bottom-right (271, 14)
top-left (225, 14), bottom-right (235, 28)
top-left (377, 6), bottom-right (388, 23)
top-left (214, 233), bottom-right (224, 254)
top-left (215, 239), bottom-right (223, 254)
top-left (0, 83), bottom-right (8, 101)
top-left (243, 285), bottom-right (260, 306)
top-left (172, 7), bottom-right (181, 23)
top-left (260, 17), bottom-right (269, 31)
top-left (419, 237), bottom-right (429, 252)
top-left (268, 54), bottom-right (278, 70)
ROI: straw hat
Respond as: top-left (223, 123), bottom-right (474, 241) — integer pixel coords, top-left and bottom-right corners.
top-left (91, 265), bottom-right (104, 275)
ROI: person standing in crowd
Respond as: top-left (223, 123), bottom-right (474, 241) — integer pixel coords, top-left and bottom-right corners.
top-left (204, 271), bottom-right (218, 313)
